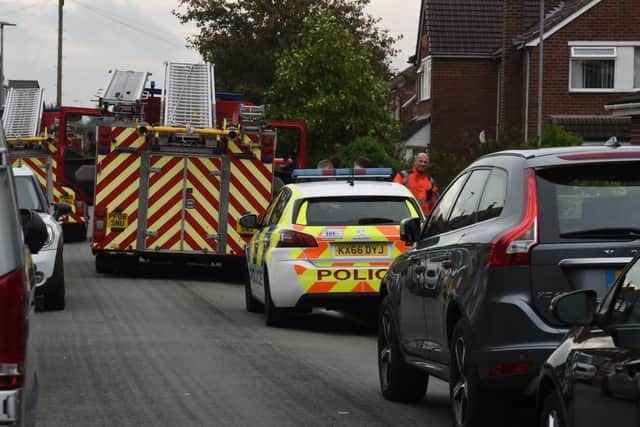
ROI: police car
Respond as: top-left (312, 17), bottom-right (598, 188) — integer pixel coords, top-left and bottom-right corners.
top-left (240, 168), bottom-right (423, 326)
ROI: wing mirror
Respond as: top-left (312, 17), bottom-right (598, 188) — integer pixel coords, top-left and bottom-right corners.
top-left (53, 202), bottom-right (73, 220)
top-left (551, 290), bottom-right (598, 326)
top-left (400, 217), bottom-right (421, 244)
top-left (239, 213), bottom-right (259, 229)
top-left (20, 209), bottom-right (48, 254)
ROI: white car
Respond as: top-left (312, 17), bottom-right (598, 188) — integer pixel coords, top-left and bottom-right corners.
top-left (13, 167), bottom-right (70, 310)
top-left (240, 168), bottom-right (423, 326)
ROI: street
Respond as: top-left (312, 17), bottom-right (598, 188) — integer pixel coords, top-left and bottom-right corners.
top-left (33, 242), bottom-right (454, 427)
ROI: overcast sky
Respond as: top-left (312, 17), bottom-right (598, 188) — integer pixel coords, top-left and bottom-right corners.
top-left (0, 0), bottom-right (420, 107)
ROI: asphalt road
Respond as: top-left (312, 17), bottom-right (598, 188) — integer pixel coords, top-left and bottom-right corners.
top-left (32, 242), bottom-right (533, 426)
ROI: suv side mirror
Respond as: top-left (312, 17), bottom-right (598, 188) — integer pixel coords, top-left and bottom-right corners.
top-left (20, 209), bottom-right (48, 254)
top-left (551, 290), bottom-right (598, 326)
top-left (239, 213), bottom-right (259, 229)
top-left (400, 217), bottom-right (421, 244)
top-left (53, 202), bottom-right (73, 220)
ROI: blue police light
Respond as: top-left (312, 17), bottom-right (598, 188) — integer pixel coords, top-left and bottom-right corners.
top-left (292, 168), bottom-right (394, 180)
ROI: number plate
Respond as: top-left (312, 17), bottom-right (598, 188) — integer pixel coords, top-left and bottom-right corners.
top-left (334, 243), bottom-right (389, 257)
top-left (108, 212), bottom-right (128, 230)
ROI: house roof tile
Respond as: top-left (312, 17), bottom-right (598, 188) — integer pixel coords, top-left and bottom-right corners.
top-left (514, 0), bottom-right (596, 45)
top-left (423, 0), bottom-right (503, 56)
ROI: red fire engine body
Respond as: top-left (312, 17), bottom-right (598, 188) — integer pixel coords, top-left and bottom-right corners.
top-left (90, 64), bottom-right (307, 272)
top-left (4, 86), bottom-right (100, 240)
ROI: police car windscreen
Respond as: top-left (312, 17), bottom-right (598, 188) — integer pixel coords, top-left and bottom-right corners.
top-left (15, 176), bottom-right (46, 212)
top-left (302, 197), bottom-right (412, 226)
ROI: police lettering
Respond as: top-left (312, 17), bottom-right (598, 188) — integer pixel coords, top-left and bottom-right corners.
top-left (316, 268), bottom-right (387, 281)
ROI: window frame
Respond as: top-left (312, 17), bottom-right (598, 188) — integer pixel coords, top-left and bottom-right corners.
top-left (447, 169), bottom-right (491, 232)
top-left (418, 56), bottom-right (432, 102)
top-left (569, 46), bottom-right (617, 92)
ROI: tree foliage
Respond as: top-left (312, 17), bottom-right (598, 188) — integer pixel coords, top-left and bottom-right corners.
top-left (264, 10), bottom-right (398, 166)
top-left (336, 136), bottom-right (404, 170)
top-left (174, 0), bottom-right (398, 103)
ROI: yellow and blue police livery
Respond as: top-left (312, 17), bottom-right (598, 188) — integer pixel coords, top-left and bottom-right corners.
top-left (240, 168), bottom-right (423, 326)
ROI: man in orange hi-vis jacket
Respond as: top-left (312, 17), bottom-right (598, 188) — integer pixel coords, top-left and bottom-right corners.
top-left (394, 152), bottom-right (439, 215)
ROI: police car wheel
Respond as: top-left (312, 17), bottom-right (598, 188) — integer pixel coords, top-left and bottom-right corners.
top-left (264, 277), bottom-right (285, 327)
top-left (378, 295), bottom-right (428, 402)
top-left (245, 280), bottom-right (263, 313)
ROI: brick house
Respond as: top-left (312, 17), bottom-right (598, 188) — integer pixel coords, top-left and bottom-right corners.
top-left (409, 0), bottom-right (640, 154)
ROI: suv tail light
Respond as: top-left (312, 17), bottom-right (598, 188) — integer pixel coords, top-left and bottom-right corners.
top-left (0, 268), bottom-right (26, 389)
top-left (276, 230), bottom-right (318, 248)
top-left (487, 168), bottom-right (538, 267)
top-left (94, 207), bottom-right (107, 242)
top-left (75, 200), bottom-right (86, 217)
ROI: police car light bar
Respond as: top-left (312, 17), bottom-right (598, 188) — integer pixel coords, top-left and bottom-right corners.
top-left (292, 168), bottom-right (394, 180)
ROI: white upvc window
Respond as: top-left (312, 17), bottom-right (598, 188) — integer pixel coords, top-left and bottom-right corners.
top-left (568, 43), bottom-right (640, 92)
top-left (418, 57), bottom-right (432, 101)
top-left (570, 47), bottom-right (616, 90)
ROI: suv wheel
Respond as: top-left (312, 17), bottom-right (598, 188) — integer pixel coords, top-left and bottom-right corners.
top-left (378, 295), bottom-right (428, 402)
top-left (450, 321), bottom-right (484, 427)
top-left (539, 391), bottom-right (565, 427)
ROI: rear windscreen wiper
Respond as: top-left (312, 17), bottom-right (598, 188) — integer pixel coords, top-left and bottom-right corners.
top-left (560, 228), bottom-right (640, 239)
top-left (358, 217), bottom-right (395, 225)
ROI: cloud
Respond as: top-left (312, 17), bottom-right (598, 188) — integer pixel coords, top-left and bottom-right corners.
top-left (1, 0), bottom-right (419, 106)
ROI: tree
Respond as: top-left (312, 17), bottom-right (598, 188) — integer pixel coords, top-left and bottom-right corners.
top-left (174, 0), bottom-right (398, 103)
top-left (265, 10), bottom-right (398, 166)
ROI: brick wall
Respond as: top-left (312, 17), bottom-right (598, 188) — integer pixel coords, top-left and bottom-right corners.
top-left (525, 0), bottom-right (640, 139)
top-left (501, 0), bottom-right (526, 139)
top-left (427, 58), bottom-right (499, 153)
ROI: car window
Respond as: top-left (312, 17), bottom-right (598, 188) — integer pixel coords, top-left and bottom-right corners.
top-left (422, 173), bottom-right (469, 239)
top-left (609, 260), bottom-right (640, 325)
top-left (477, 169), bottom-right (507, 222)
top-left (298, 197), bottom-right (414, 226)
top-left (261, 191), bottom-right (283, 226)
top-left (15, 176), bottom-right (46, 211)
top-left (536, 163), bottom-right (640, 242)
top-left (267, 188), bottom-right (291, 225)
top-left (447, 170), bottom-right (490, 231)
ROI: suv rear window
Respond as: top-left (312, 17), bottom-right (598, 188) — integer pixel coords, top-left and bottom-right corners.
top-left (537, 163), bottom-right (640, 241)
top-left (297, 197), bottom-right (416, 226)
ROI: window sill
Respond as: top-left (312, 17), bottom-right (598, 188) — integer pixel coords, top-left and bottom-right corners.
top-left (569, 88), bottom-right (638, 93)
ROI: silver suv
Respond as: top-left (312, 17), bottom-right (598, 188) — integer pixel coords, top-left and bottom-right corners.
top-left (0, 125), bottom-right (46, 426)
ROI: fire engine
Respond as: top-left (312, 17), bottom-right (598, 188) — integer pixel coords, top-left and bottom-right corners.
top-left (3, 85), bottom-right (101, 240)
top-left (91, 62), bottom-right (307, 273)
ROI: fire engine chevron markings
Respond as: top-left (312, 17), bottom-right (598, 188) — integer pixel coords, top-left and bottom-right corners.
top-left (230, 158), bottom-right (272, 201)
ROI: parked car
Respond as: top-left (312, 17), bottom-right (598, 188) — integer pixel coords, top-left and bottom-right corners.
top-left (0, 129), bottom-right (48, 426)
top-left (13, 167), bottom-right (70, 311)
top-left (241, 168), bottom-right (423, 326)
top-left (537, 254), bottom-right (640, 427)
top-left (378, 145), bottom-right (640, 426)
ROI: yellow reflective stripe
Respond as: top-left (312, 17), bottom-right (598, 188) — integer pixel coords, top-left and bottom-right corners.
top-left (296, 201), bottom-right (308, 225)
top-left (405, 200), bottom-right (420, 218)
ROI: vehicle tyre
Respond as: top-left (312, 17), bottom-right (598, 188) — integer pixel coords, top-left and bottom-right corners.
top-left (95, 254), bottom-right (115, 274)
top-left (43, 250), bottom-right (65, 311)
top-left (378, 295), bottom-right (428, 402)
top-left (450, 320), bottom-right (485, 427)
top-left (539, 391), bottom-right (566, 427)
top-left (264, 274), bottom-right (285, 327)
top-left (245, 278), bottom-right (263, 313)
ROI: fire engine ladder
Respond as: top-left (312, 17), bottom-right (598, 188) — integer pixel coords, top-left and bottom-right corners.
top-left (163, 62), bottom-right (215, 137)
top-left (3, 87), bottom-right (53, 202)
top-left (238, 104), bottom-right (272, 147)
top-left (98, 69), bottom-right (150, 116)
top-left (2, 87), bottom-right (45, 143)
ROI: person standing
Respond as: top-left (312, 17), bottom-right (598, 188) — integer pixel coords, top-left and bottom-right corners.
top-left (394, 152), bottom-right (439, 215)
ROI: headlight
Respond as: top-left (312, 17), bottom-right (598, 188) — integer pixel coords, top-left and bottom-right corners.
top-left (43, 223), bottom-right (54, 249)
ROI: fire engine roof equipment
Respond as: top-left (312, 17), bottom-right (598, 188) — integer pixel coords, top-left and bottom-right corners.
top-left (100, 69), bottom-right (150, 106)
top-left (163, 62), bottom-right (215, 129)
top-left (2, 87), bottom-right (45, 140)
